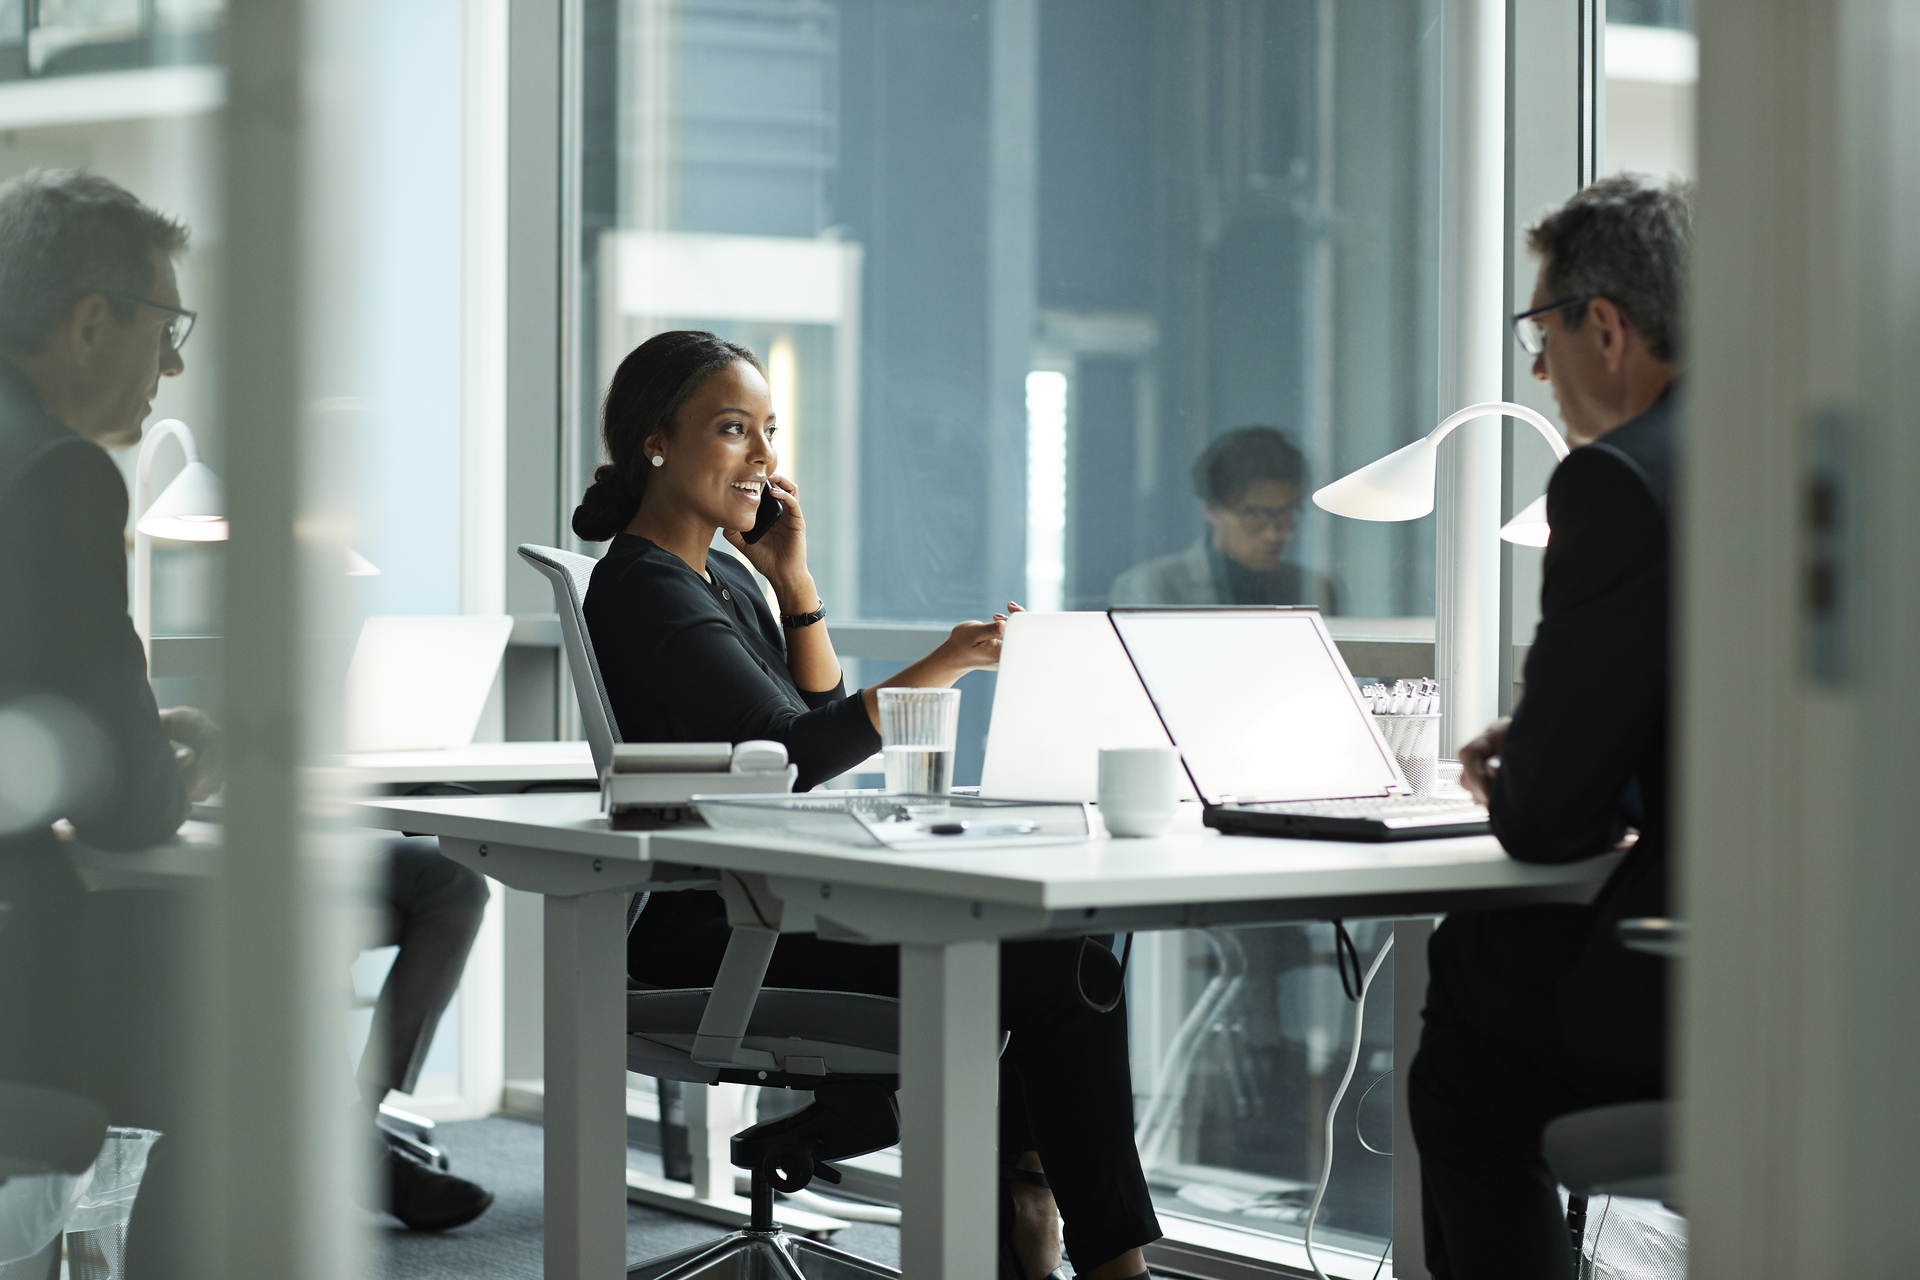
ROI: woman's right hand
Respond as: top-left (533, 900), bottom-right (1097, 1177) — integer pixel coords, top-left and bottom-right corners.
top-left (862, 604), bottom-right (1025, 731)
top-left (932, 602), bottom-right (1024, 676)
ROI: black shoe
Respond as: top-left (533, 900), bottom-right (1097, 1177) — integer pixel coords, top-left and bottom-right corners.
top-left (384, 1144), bottom-right (495, 1232)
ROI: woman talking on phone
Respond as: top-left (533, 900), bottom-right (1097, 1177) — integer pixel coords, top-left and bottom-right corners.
top-left (575, 331), bottom-right (1158, 1280)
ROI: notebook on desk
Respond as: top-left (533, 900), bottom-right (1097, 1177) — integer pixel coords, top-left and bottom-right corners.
top-left (1108, 607), bottom-right (1488, 842)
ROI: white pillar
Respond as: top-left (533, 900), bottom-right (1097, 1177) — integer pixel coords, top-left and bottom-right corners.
top-left (1434, 0), bottom-right (1507, 754)
top-left (1681, 0), bottom-right (1920, 1274)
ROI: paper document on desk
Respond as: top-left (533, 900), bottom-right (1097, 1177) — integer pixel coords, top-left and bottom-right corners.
top-left (693, 794), bottom-right (1092, 851)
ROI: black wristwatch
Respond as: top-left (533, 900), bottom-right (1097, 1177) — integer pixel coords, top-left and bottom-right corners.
top-left (780, 600), bottom-right (827, 629)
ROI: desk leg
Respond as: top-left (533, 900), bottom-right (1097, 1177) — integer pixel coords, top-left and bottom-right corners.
top-left (1391, 918), bottom-right (1435, 1280)
top-left (898, 940), bottom-right (1000, 1280)
top-left (544, 889), bottom-right (630, 1280)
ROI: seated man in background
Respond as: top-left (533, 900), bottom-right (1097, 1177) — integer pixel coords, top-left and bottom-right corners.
top-left (1109, 424), bottom-right (1338, 610)
top-left (0, 169), bottom-right (492, 1243)
top-left (0, 168), bottom-right (211, 1080)
top-left (0, 167), bottom-right (221, 1274)
top-left (1410, 174), bottom-right (1689, 1279)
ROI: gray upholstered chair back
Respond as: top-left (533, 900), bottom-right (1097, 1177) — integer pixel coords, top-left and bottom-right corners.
top-left (517, 544), bottom-right (621, 775)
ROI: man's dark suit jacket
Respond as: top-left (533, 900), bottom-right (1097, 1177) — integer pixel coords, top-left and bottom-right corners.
top-left (1490, 384), bottom-right (1676, 1090)
top-left (0, 360), bottom-right (185, 856)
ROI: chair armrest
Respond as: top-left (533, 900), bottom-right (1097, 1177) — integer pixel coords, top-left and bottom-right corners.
top-left (691, 926), bottom-right (779, 1069)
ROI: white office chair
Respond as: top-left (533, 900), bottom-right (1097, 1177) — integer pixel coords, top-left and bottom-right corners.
top-left (516, 544), bottom-right (622, 775)
top-left (517, 544), bottom-right (902, 1280)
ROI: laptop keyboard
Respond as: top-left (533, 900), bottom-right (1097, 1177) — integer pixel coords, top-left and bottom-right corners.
top-left (1244, 796), bottom-right (1487, 822)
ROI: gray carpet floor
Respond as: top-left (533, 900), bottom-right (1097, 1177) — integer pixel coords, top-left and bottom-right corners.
top-left (369, 1116), bottom-right (900, 1279)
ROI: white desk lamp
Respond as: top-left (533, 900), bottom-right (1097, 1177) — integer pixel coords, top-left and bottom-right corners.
top-left (131, 419), bottom-right (381, 668)
top-left (133, 418), bottom-right (227, 657)
top-left (1310, 400), bottom-right (1568, 545)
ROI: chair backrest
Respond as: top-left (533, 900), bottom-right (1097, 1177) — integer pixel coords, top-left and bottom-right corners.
top-left (517, 544), bottom-right (621, 775)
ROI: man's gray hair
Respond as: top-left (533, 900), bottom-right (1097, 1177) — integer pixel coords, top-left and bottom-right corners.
top-left (1526, 174), bottom-right (1692, 363)
top-left (0, 169), bottom-right (189, 359)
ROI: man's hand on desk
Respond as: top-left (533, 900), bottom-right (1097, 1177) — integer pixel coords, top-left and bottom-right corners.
top-left (1458, 717), bottom-right (1510, 807)
top-left (160, 705), bottom-right (223, 801)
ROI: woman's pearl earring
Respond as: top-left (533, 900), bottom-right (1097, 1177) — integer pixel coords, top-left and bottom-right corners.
top-left (650, 454), bottom-right (664, 468)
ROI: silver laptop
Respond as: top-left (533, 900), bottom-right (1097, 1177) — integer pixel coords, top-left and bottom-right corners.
top-left (1108, 607), bottom-right (1488, 842)
top-left (343, 615), bottom-right (514, 753)
top-left (980, 611), bottom-right (1198, 802)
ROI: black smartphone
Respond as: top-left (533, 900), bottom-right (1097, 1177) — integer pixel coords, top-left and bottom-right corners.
top-left (743, 488), bottom-right (784, 544)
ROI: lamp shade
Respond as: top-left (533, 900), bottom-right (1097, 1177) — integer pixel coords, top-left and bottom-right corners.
top-left (1311, 435), bottom-right (1438, 521)
top-left (1499, 494), bottom-right (1550, 547)
top-left (136, 460), bottom-right (227, 541)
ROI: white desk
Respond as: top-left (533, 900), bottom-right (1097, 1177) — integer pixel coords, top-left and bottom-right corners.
top-left (63, 819), bottom-right (223, 891)
top-left (353, 791), bottom-right (1615, 1280)
top-left (339, 740), bottom-right (598, 787)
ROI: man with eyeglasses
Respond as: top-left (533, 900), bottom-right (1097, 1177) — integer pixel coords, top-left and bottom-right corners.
top-left (1408, 174), bottom-right (1689, 1279)
top-left (0, 167), bottom-right (218, 1273)
top-left (1110, 424), bottom-right (1338, 610)
top-left (0, 170), bottom-right (496, 1254)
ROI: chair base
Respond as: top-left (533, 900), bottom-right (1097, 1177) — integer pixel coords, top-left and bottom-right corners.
top-left (627, 1228), bottom-right (901, 1280)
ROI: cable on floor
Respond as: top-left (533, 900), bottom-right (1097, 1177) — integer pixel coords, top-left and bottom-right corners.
top-left (1370, 1234), bottom-right (1392, 1280)
top-left (1354, 1071), bottom-right (1392, 1156)
top-left (1303, 930), bottom-right (1394, 1280)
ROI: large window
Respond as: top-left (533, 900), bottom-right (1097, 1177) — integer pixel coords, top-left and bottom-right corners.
top-left (570, 2), bottom-right (1442, 1267)
top-left (570, 0), bottom-right (1441, 627)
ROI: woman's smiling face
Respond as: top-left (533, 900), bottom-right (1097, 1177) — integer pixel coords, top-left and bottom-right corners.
top-left (646, 359), bottom-right (779, 533)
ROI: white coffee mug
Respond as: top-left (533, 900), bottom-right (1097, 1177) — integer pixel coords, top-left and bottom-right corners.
top-left (1098, 747), bottom-right (1181, 837)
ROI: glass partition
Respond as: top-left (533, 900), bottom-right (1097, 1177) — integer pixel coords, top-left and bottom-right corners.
top-left (570, 0), bottom-right (1443, 1266)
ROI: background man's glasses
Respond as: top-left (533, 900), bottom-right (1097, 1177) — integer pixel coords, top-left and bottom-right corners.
top-left (1224, 505), bottom-right (1297, 531)
top-left (106, 291), bottom-right (197, 352)
top-left (1510, 294), bottom-right (1593, 356)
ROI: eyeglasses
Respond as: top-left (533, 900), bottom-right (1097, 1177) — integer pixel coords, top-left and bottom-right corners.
top-left (105, 292), bottom-right (198, 352)
top-left (1223, 503), bottom-right (1297, 531)
top-left (1510, 295), bottom-right (1593, 356)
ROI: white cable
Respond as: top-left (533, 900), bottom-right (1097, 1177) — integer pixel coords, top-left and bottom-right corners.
top-left (1303, 932), bottom-right (1395, 1280)
top-left (782, 1187), bottom-right (903, 1225)
top-left (731, 1173), bottom-right (905, 1225)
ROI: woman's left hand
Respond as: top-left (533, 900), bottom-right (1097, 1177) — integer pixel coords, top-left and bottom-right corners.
top-left (724, 474), bottom-right (812, 598)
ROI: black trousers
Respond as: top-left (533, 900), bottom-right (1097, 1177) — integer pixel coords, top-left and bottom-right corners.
top-left (358, 839), bottom-right (491, 1103)
top-left (1408, 906), bottom-right (1665, 1280)
top-left (630, 890), bottom-right (1161, 1273)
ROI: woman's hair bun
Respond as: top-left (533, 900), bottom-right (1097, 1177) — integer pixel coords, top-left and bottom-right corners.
top-left (571, 463), bottom-right (635, 542)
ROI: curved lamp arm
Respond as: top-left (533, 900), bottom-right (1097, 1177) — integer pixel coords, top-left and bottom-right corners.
top-left (1429, 400), bottom-right (1568, 461)
top-left (1312, 400), bottom-right (1568, 523)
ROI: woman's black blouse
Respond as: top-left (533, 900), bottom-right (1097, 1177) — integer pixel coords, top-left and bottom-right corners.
top-left (584, 533), bottom-right (879, 790)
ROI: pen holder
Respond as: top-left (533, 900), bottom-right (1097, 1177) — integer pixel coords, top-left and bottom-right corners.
top-left (1372, 713), bottom-right (1441, 797)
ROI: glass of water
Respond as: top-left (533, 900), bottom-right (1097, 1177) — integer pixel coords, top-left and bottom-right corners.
top-left (877, 687), bottom-right (961, 796)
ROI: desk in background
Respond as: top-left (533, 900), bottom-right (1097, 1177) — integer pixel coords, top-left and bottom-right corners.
top-left (353, 790), bottom-right (1615, 1280)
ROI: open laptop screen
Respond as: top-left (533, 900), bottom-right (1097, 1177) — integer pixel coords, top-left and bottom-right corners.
top-left (1110, 608), bottom-right (1405, 804)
